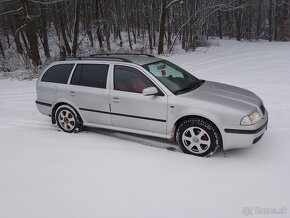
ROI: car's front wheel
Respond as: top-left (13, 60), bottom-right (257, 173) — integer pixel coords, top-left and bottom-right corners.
top-left (176, 117), bottom-right (222, 157)
top-left (55, 105), bottom-right (83, 133)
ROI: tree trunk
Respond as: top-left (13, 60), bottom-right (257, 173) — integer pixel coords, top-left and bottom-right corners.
top-left (58, 2), bottom-right (71, 56)
top-left (20, 30), bottom-right (29, 51)
top-left (104, 0), bottom-right (111, 51)
top-left (115, 0), bottom-right (123, 47)
top-left (280, 1), bottom-right (288, 41)
top-left (6, 32), bottom-right (11, 48)
top-left (144, 1), bottom-right (153, 51)
top-left (131, 16), bottom-right (137, 44)
top-left (235, 0), bottom-right (242, 41)
top-left (167, 7), bottom-right (172, 49)
top-left (85, 0), bottom-right (94, 47)
top-left (158, 0), bottom-right (166, 54)
top-left (218, 10), bottom-right (223, 39)
top-left (94, 0), bottom-right (103, 49)
top-left (14, 32), bottom-right (24, 55)
top-left (0, 39), bottom-right (5, 58)
top-left (21, 0), bottom-right (41, 66)
top-left (274, 0), bottom-right (279, 40)
top-left (40, 4), bottom-right (50, 58)
top-left (269, 0), bottom-right (273, 41)
top-left (72, 0), bottom-right (80, 56)
top-left (152, 0), bottom-right (156, 47)
top-left (125, 0), bottom-right (132, 50)
top-left (256, 0), bottom-right (263, 40)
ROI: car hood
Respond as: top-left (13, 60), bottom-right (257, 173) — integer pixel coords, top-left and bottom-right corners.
top-left (181, 81), bottom-right (261, 109)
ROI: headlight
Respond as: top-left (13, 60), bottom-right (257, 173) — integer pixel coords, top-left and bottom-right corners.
top-left (241, 111), bottom-right (261, 125)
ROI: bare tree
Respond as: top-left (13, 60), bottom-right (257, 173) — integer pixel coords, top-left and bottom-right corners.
top-left (57, 1), bottom-right (71, 56)
top-left (158, 0), bottom-right (166, 54)
top-left (269, 0), bottom-right (273, 41)
top-left (72, 0), bottom-right (80, 56)
top-left (0, 38), bottom-right (5, 58)
top-left (256, 0), bottom-right (263, 40)
top-left (0, 0), bottom-right (289, 70)
top-left (39, 2), bottom-right (50, 58)
top-left (21, 0), bottom-right (41, 66)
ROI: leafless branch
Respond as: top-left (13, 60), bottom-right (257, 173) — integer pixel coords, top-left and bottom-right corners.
top-left (0, 7), bottom-right (23, 17)
top-left (28, 0), bottom-right (65, 5)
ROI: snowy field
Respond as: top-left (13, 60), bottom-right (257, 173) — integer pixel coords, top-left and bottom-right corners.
top-left (0, 40), bottom-right (290, 218)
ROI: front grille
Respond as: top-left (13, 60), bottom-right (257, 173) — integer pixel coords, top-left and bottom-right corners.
top-left (260, 104), bottom-right (265, 115)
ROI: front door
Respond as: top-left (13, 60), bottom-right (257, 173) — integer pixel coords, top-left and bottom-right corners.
top-left (110, 65), bottom-right (167, 135)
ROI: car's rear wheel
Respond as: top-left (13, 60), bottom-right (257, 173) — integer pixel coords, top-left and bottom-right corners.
top-left (176, 117), bottom-right (222, 157)
top-left (55, 105), bottom-right (83, 133)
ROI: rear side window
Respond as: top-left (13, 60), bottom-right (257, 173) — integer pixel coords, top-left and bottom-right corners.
top-left (71, 64), bottom-right (109, 89)
top-left (41, 64), bottom-right (74, 84)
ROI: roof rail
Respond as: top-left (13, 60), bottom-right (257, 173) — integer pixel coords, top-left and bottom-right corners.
top-left (61, 56), bottom-right (133, 63)
top-left (89, 53), bottom-right (155, 58)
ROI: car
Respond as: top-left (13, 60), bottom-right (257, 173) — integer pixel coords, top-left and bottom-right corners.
top-left (35, 54), bottom-right (268, 157)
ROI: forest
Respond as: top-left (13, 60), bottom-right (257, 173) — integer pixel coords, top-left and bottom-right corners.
top-left (0, 0), bottom-right (289, 70)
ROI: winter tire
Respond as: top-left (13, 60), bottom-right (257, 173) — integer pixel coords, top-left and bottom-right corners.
top-left (55, 105), bottom-right (83, 133)
top-left (176, 117), bottom-right (222, 157)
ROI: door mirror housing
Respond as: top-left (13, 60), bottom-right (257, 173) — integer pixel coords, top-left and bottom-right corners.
top-left (142, 87), bottom-right (158, 96)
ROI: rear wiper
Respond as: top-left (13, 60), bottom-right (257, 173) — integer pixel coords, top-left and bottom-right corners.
top-left (174, 80), bottom-right (205, 95)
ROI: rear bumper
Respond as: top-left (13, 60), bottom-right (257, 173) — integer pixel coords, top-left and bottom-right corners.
top-left (35, 100), bottom-right (52, 116)
top-left (222, 109), bottom-right (268, 150)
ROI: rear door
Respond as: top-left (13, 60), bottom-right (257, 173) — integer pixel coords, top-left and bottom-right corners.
top-left (109, 65), bottom-right (167, 135)
top-left (68, 63), bottom-right (111, 125)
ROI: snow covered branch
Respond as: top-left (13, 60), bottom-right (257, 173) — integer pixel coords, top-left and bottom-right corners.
top-left (0, 7), bottom-right (23, 17)
top-left (166, 0), bottom-right (183, 9)
top-left (28, 0), bottom-right (65, 5)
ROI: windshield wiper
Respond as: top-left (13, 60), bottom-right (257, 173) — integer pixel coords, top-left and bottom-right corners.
top-left (174, 80), bottom-right (205, 95)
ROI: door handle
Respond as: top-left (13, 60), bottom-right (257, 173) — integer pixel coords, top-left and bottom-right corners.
top-left (69, 91), bottom-right (76, 96)
top-left (112, 97), bottom-right (120, 103)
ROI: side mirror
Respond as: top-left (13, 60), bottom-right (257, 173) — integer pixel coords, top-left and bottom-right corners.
top-left (142, 87), bottom-right (158, 96)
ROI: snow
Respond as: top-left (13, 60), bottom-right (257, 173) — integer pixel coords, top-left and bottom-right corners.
top-left (0, 39), bottom-right (290, 218)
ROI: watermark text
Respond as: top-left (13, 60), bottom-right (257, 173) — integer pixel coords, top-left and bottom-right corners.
top-left (242, 206), bottom-right (287, 216)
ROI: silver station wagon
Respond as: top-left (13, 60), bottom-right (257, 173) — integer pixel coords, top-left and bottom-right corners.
top-left (36, 54), bottom-right (268, 157)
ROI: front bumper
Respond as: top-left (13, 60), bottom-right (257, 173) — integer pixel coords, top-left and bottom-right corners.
top-left (222, 109), bottom-right (268, 150)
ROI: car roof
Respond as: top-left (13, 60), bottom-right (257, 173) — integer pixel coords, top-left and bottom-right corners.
top-left (110, 55), bottom-right (162, 65)
top-left (62, 54), bottom-right (162, 66)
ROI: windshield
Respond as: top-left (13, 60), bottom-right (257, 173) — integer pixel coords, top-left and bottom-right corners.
top-left (143, 60), bottom-right (202, 94)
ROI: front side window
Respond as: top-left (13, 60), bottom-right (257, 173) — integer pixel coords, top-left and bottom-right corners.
top-left (41, 64), bottom-right (74, 84)
top-left (71, 64), bottom-right (109, 89)
top-left (114, 65), bottom-right (155, 93)
top-left (143, 60), bottom-right (202, 94)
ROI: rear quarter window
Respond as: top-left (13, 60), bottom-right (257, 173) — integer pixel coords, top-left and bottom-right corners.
top-left (41, 64), bottom-right (74, 84)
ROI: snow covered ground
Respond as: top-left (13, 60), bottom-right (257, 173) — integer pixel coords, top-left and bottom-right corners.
top-left (0, 39), bottom-right (289, 218)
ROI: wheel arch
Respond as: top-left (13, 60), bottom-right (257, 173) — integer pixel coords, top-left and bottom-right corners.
top-left (51, 101), bottom-right (83, 124)
top-left (172, 115), bottom-right (223, 147)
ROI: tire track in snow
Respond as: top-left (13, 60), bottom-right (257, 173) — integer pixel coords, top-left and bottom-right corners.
top-left (0, 94), bottom-right (35, 99)
top-left (0, 83), bottom-right (180, 154)
top-left (0, 117), bottom-right (52, 131)
top-left (0, 84), bottom-right (40, 131)
top-left (86, 127), bottom-right (181, 153)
